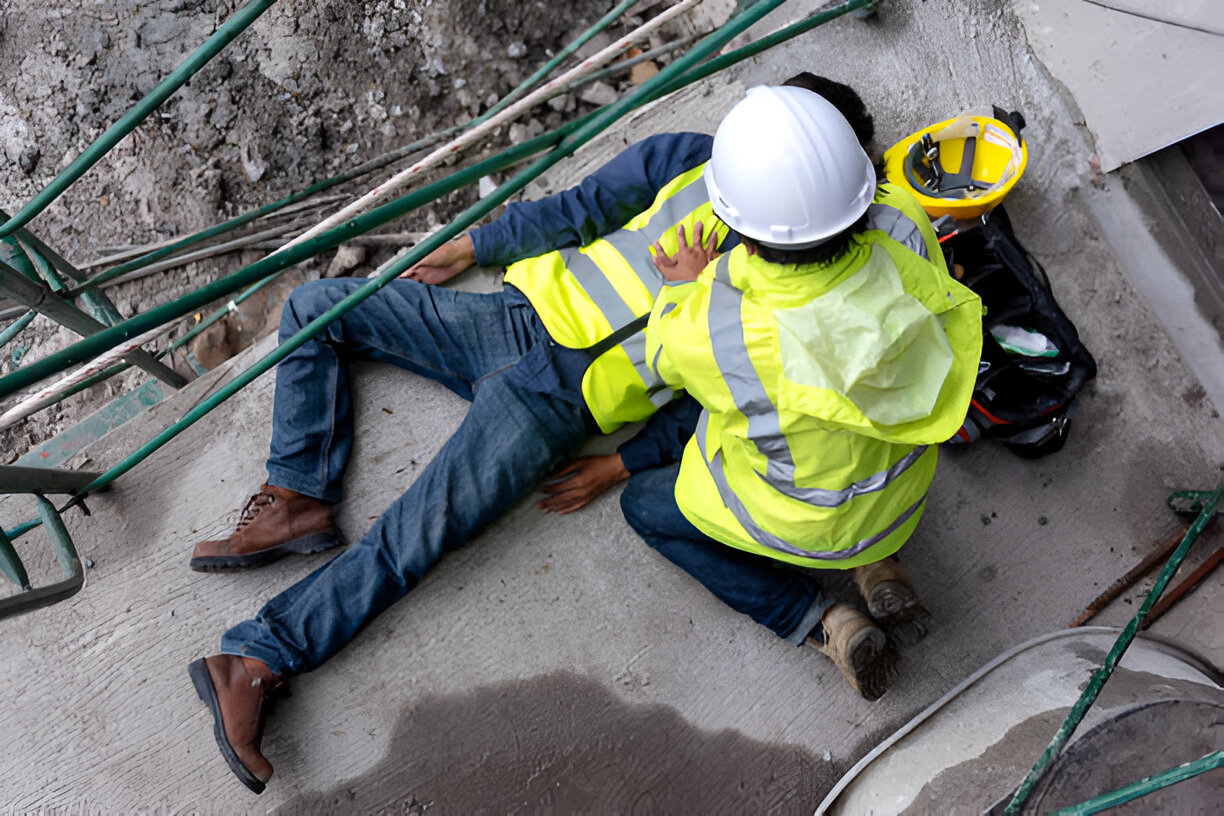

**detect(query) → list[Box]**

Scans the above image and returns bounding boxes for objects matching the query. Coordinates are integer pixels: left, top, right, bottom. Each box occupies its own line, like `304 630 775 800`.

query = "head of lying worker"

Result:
652 82 880 282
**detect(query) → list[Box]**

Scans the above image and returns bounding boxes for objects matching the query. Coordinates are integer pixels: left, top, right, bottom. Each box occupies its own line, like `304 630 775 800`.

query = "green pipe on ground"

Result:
6 0 872 404
71 0 633 295
68 0 797 502
3 519 41 542
479 0 640 122
1004 480 1224 814
0 212 128 323
0 311 36 350
0 0 278 239
17 237 65 294
1049 751 1224 816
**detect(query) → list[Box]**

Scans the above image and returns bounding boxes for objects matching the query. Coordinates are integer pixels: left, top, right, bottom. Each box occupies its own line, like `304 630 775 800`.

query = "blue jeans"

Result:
222 279 591 675
620 465 833 645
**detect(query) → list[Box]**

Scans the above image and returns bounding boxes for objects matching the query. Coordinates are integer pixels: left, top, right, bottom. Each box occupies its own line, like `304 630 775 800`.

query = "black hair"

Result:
740 209 870 266
745 72 874 264
782 72 875 150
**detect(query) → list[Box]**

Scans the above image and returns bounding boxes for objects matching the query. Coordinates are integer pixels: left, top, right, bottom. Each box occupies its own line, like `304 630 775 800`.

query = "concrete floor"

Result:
1 1 1221 813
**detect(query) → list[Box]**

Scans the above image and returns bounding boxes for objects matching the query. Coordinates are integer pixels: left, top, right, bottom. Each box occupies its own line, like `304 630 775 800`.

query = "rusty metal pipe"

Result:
1067 525 1188 627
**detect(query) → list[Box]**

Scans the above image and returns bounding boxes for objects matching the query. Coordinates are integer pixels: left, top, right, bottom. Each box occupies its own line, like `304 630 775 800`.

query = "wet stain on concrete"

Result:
276 671 837 815
900 708 1071 815
896 664 1222 815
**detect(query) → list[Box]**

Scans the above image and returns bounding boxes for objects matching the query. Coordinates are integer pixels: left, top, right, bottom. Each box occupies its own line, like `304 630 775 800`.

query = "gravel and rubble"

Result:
0 0 720 461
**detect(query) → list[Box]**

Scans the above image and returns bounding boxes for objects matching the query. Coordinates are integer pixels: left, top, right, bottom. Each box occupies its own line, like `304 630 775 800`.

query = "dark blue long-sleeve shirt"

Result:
471 132 721 267
469 132 726 472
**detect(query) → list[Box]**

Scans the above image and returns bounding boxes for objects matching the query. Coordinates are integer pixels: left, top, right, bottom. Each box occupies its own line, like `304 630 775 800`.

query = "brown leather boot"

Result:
854 556 932 645
809 602 896 701
190 483 342 572
188 654 285 794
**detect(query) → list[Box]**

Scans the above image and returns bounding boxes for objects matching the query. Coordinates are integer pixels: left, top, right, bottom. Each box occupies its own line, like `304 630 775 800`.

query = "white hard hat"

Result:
704 85 876 249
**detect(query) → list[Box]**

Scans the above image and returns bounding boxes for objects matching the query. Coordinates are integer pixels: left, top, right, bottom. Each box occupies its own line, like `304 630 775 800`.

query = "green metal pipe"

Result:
0 132 552 399
0 0 278 239
657 0 877 96
1004 480 1224 814
70 0 631 295
0 211 128 324
17 237 65 294
7 0 871 400
0 211 86 283
3 519 41 542
165 277 275 354
479 0 640 122
0 311 36 350
66 0 794 502
1049 751 1224 815
0 260 187 389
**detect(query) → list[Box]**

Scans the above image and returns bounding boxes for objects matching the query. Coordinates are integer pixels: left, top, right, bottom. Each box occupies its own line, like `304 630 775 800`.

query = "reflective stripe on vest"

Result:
694 412 927 560
866 202 928 259
693 254 928 559
558 173 710 397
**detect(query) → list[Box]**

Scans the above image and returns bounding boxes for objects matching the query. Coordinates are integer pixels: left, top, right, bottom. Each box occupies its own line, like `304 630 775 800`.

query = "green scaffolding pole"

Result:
0 0 875 403
1049 751 1224 816
1003 480 1224 814
67 0 866 505
0 0 278 239
480 0 641 122
67 0 634 296
0 311 36 351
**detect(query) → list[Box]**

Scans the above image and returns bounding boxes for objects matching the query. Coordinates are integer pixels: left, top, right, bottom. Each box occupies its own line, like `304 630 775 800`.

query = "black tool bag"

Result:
942 206 1097 457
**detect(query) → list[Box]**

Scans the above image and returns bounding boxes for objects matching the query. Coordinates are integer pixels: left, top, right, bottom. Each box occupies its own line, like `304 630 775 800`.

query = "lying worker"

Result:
620 86 984 700
184 100 740 793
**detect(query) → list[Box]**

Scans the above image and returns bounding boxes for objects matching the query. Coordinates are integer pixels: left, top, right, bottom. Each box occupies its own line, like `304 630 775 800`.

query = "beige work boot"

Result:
854 556 932 645
809 602 896 701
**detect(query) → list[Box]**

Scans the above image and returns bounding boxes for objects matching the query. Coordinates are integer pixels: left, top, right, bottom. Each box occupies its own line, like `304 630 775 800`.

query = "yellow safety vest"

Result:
505 164 728 433
647 184 983 569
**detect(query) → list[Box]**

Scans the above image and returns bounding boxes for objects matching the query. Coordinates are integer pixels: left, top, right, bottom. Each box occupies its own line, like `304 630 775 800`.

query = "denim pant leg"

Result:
266 279 539 502
620 464 833 645
222 359 590 675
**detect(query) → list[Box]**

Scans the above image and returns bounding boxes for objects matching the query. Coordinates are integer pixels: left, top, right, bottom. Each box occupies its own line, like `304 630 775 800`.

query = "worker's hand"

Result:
652 221 719 283
401 235 476 285
537 454 630 515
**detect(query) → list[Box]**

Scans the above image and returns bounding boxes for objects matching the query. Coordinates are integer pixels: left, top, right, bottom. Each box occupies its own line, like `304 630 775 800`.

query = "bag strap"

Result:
582 313 650 360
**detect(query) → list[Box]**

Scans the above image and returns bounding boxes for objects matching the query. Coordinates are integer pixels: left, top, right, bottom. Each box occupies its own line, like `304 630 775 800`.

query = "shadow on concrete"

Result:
277 670 839 815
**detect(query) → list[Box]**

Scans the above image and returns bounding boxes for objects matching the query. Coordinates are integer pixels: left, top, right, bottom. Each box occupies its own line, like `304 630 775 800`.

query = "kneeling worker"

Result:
624 85 983 700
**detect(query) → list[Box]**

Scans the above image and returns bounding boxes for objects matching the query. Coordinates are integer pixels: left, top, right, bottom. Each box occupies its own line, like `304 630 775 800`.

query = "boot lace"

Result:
235 487 276 530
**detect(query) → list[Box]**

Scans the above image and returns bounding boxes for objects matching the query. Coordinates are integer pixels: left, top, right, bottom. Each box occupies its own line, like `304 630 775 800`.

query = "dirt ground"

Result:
0 0 712 461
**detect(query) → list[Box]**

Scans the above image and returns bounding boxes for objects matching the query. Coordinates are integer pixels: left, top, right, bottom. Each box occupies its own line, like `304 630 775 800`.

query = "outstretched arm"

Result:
401 235 476 285
473 132 714 268
537 395 702 514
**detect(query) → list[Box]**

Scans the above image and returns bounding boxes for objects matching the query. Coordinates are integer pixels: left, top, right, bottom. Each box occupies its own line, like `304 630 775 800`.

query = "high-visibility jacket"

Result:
646 183 984 569
504 162 729 433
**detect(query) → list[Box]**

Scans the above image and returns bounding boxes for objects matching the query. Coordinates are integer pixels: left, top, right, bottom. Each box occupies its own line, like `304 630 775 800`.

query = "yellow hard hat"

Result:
883 107 1027 220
